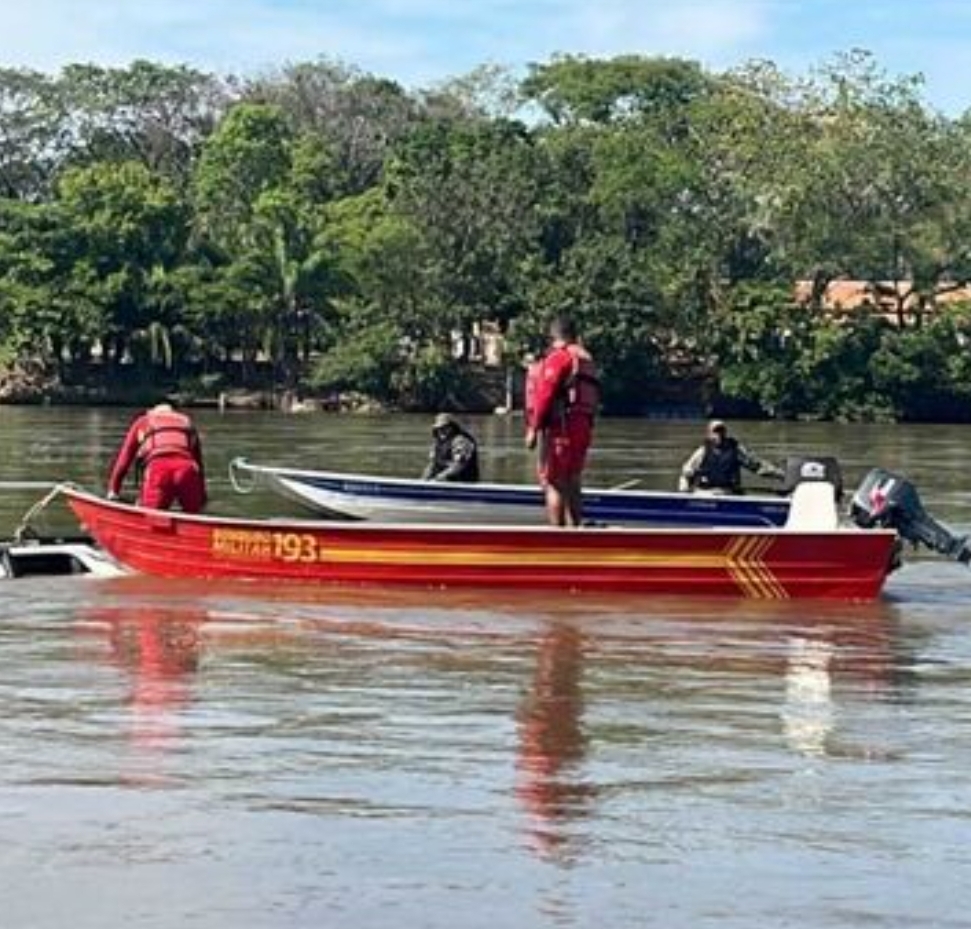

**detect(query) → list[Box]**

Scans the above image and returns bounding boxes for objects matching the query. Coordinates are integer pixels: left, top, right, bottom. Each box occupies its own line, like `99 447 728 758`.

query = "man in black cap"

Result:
679 420 783 494
421 413 480 483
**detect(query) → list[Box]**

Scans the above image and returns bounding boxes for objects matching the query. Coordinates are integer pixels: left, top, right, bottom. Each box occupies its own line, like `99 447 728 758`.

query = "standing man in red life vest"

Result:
525 317 600 527
107 403 207 513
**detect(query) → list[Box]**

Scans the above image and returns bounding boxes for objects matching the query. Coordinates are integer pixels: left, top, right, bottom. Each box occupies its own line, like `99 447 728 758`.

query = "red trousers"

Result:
538 417 592 486
139 457 206 513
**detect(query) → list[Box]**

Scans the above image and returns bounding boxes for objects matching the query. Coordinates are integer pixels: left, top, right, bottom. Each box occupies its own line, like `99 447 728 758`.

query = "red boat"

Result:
64 487 897 601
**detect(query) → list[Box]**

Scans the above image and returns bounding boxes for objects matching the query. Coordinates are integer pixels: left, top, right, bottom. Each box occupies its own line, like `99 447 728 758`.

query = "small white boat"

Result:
0 537 126 580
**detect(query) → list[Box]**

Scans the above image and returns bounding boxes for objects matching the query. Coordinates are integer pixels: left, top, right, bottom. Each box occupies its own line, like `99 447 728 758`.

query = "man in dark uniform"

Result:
679 420 783 494
421 413 480 483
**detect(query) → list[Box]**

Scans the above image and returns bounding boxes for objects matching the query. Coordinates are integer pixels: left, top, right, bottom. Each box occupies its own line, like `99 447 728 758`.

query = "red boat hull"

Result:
65 489 896 601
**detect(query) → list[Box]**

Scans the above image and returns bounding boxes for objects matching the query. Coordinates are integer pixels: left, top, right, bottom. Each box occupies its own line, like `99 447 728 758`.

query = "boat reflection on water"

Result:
73 604 206 781
506 599 915 861
776 607 916 760
69 580 916 850
781 636 836 757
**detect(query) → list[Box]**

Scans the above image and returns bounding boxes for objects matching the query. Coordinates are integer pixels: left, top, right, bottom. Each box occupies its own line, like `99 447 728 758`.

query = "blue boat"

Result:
230 459 790 528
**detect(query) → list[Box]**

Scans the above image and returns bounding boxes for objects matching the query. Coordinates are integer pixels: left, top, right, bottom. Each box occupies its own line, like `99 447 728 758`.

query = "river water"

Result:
2 408 971 928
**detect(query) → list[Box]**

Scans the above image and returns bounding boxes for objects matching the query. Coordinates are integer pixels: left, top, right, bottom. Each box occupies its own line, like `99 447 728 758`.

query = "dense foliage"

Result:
1 52 971 419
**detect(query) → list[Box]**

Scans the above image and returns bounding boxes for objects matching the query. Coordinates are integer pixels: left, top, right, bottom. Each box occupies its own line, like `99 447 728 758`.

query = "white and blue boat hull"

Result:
231 460 791 528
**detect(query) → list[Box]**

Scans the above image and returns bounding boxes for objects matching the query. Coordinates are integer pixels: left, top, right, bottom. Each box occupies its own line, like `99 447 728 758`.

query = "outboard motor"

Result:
783 456 843 501
850 468 971 564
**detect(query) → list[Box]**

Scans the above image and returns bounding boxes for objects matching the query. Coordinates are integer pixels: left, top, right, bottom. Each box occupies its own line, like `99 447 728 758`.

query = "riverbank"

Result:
0 365 392 413
0 360 508 414
0 335 514 412
2 362 968 422
0 385 392 413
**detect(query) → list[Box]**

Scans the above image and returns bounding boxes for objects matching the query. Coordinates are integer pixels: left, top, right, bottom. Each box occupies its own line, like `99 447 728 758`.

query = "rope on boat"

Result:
228 457 259 495
12 483 75 543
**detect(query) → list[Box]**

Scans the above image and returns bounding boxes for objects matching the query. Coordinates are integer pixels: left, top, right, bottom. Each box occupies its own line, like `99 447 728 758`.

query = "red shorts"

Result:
139 457 206 513
538 419 592 486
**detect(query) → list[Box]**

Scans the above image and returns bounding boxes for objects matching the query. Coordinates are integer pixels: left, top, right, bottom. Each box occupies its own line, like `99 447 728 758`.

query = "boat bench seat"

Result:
784 481 839 531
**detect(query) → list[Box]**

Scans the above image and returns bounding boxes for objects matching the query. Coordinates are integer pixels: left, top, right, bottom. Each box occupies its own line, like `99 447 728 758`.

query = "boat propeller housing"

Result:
850 468 971 564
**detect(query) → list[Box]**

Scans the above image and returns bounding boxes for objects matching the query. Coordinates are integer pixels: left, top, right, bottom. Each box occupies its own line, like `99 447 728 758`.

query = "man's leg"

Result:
552 429 585 527
138 461 176 510
563 418 591 527
173 462 206 514
564 477 584 527
544 482 567 526
541 431 571 526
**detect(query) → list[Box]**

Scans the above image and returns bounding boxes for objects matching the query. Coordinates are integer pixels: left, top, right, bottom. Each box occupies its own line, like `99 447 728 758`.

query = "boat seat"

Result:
785 482 839 531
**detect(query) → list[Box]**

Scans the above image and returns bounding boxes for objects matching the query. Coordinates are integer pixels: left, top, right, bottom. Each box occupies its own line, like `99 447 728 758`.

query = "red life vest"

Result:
557 344 599 420
137 410 196 464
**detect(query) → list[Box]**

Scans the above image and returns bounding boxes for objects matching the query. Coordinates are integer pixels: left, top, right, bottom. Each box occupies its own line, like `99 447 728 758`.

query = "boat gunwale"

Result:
63 487 894 541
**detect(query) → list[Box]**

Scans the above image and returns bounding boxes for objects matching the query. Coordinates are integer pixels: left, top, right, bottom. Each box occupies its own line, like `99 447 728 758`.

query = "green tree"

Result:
0 68 63 199
190 102 349 381
245 61 423 195
0 199 103 371
58 61 227 179
192 103 292 249
57 160 188 368
522 54 709 125
388 118 542 337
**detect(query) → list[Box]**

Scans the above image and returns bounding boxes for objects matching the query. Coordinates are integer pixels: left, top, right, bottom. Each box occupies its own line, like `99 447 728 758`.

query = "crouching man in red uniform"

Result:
107 403 207 513
525 317 600 527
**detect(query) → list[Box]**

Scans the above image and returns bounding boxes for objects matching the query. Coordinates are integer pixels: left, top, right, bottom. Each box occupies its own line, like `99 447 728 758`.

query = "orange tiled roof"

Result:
794 279 971 311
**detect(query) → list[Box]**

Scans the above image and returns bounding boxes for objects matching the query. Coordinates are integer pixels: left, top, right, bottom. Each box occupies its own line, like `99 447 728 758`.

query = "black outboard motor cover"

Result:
850 468 971 564
783 456 844 501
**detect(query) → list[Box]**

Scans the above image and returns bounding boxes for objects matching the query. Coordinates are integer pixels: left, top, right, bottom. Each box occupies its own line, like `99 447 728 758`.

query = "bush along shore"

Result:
2 53 971 421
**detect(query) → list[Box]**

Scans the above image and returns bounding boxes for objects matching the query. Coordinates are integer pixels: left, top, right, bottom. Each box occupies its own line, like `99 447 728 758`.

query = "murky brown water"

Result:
2 408 971 928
